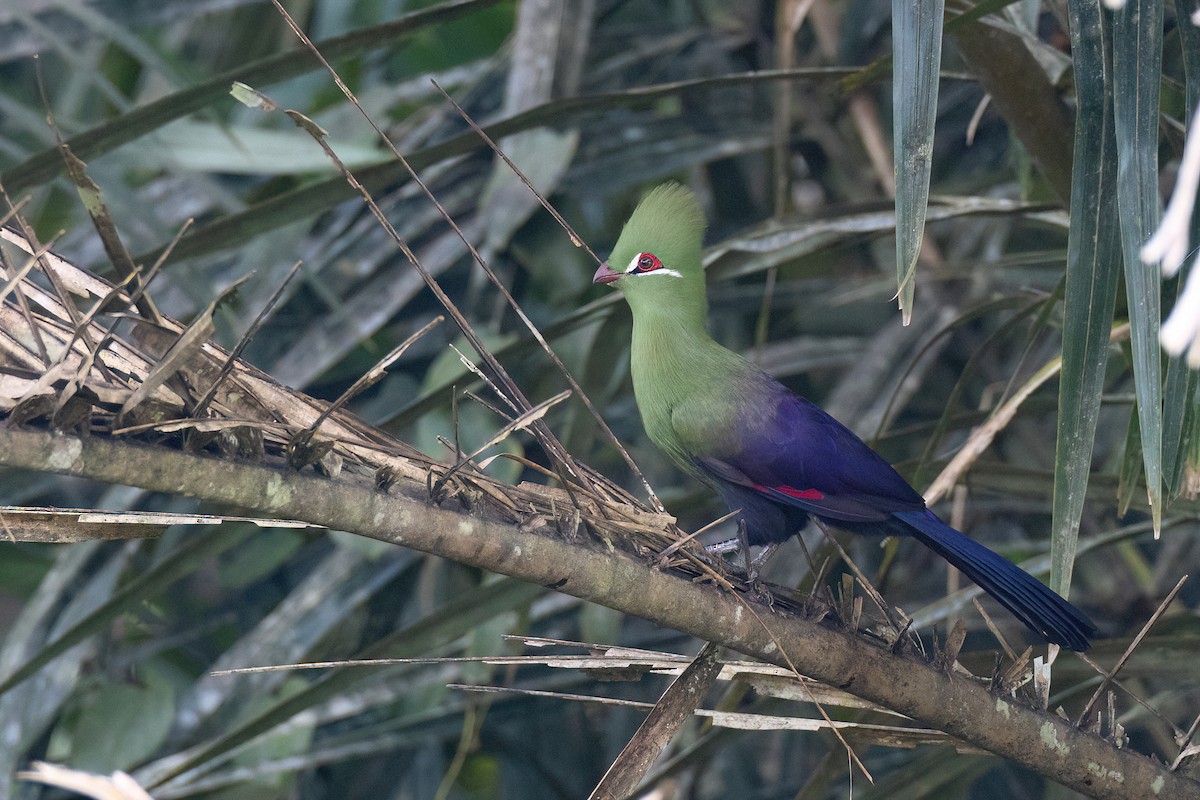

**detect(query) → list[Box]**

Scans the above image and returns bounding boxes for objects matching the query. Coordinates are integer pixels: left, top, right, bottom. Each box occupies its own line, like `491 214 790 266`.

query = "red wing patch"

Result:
757 483 825 500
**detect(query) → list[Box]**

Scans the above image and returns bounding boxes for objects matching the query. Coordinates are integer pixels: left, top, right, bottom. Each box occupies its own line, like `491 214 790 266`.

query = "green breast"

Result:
629 317 746 472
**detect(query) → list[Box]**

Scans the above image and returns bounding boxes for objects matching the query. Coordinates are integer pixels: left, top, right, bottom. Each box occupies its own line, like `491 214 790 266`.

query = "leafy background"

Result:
0 0 1197 798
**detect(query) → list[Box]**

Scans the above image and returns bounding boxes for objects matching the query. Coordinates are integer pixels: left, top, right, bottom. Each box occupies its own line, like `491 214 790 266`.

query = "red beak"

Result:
593 263 621 284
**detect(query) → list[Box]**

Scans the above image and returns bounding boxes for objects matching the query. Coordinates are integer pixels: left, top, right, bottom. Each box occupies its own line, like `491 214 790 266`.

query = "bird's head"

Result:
593 183 708 322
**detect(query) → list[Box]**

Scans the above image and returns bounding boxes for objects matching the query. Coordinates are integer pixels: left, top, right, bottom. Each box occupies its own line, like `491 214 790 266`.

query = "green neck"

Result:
627 273 722 389
623 276 709 337
627 295 747 466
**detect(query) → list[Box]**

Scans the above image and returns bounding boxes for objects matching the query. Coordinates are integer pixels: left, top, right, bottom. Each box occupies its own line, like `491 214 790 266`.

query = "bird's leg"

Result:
705 522 780 585
704 515 750 561
737 519 753 575
706 537 740 555
735 520 777 602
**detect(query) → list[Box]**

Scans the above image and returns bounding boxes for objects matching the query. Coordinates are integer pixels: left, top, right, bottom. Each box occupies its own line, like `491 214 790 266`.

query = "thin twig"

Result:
812 518 908 641
437 390 572 487
268 1 589 496
431 81 602 265
0 181 54 363
298 315 445 441
971 596 1016 662
192 257 301 420
655 509 741 562
431 80 664 511
1076 574 1189 726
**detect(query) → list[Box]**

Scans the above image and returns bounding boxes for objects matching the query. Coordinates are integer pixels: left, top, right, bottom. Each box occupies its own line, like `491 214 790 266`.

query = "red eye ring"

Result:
635 253 662 272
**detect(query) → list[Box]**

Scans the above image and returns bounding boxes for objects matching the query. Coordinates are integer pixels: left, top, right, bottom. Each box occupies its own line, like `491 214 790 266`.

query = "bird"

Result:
592 182 1097 651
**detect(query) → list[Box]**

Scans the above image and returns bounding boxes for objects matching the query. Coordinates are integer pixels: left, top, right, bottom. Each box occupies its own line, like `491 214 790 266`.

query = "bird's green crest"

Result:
611 182 706 274
606 182 708 325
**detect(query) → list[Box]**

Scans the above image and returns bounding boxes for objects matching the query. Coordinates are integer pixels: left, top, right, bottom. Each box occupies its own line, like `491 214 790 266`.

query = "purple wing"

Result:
696 382 925 524
689 379 1097 651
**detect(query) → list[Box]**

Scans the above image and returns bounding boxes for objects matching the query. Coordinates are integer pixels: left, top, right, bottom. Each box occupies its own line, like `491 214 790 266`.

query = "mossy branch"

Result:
0 424 1188 800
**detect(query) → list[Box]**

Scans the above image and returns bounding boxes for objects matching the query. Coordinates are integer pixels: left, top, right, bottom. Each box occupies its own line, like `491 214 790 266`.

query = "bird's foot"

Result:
706 529 780 602
748 575 776 606
705 540 781 575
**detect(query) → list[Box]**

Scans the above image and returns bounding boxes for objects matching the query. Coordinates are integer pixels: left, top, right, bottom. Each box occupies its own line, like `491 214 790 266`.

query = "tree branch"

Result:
0 424 1188 800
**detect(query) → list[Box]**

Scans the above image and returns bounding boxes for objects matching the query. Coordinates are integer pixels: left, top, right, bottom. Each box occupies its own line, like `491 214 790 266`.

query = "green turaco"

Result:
592 182 1095 651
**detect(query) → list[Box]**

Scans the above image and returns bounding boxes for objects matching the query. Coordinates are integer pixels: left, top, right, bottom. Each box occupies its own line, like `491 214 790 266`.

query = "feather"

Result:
896 510 1095 651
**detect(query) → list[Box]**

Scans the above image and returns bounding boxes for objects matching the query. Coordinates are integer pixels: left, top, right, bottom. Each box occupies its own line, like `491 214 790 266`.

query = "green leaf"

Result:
129 120 385 174
0 525 244 698
1179 0 1200 111
1113 0 1164 534
0 0 505 194
1052 0 1122 595
134 69 854 267
0 542 108 773
141 577 543 789
891 0 945 323
1118 404 1142 517
1164 361 1198 498
66 666 175 772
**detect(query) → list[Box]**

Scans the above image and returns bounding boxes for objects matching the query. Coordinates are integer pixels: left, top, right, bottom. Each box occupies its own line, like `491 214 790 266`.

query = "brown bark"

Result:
0 424 1192 800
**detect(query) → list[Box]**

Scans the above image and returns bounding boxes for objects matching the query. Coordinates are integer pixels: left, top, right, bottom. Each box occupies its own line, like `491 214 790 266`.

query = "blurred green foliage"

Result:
0 0 1197 798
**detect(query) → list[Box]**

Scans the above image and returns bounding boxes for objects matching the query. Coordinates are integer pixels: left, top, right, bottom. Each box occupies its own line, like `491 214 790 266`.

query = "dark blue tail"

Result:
894 509 1096 651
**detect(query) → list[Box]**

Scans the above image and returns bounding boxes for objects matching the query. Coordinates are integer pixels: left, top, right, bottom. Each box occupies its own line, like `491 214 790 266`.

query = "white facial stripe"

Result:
624 253 682 278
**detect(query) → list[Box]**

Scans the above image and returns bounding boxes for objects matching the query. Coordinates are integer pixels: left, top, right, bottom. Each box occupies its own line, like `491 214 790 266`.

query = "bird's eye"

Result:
634 253 663 273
